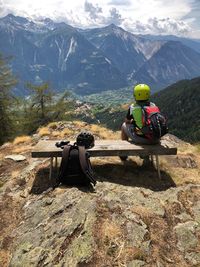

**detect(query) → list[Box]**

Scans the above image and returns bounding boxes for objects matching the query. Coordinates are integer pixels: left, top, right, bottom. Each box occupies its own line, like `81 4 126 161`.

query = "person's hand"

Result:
125 118 133 124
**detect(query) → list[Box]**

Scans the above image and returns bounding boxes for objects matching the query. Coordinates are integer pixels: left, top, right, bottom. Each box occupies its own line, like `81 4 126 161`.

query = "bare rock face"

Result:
5 155 26 162
3 179 200 267
10 189 97 267
0 126 200 267
174 221 199 252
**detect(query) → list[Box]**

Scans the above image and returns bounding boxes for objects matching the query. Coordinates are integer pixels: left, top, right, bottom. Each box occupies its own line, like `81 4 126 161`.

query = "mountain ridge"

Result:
133 41 200 90
0 14 200 95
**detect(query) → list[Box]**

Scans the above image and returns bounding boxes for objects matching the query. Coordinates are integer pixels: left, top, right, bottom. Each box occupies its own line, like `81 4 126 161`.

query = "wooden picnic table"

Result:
32 139 177 179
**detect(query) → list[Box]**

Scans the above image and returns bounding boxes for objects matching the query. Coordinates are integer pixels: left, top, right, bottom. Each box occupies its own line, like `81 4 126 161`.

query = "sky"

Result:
0 0 200 38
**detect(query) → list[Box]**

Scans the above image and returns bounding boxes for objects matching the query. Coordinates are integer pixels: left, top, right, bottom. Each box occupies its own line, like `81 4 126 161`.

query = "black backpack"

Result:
146 112 168 139
56 143 96 187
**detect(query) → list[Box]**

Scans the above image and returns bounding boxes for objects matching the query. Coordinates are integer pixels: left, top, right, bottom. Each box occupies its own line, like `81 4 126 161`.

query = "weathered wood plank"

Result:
31 140 177 158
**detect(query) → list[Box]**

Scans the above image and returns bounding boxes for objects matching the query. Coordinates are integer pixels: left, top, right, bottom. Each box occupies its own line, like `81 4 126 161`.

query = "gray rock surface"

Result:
174 221 199 252
5 154 26 162
0 152 200 267
127 260 146 267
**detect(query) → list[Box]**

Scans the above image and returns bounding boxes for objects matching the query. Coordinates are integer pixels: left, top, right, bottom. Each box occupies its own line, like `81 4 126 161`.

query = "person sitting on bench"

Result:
121 83 161 162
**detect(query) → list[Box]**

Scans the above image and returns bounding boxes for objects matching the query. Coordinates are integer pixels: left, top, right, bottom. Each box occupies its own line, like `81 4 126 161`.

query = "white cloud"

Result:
84 1 102 20
123 17 191 36
0 0 199 38
108 0 132 6
106 7 123 25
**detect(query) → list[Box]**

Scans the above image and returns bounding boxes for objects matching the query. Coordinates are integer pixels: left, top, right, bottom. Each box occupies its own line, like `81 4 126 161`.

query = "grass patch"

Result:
38 127 50 137
73 121 87 127
13 135 32 145
60 128 74 138
48 122 58 130
195 143 200 153
51 131 62 138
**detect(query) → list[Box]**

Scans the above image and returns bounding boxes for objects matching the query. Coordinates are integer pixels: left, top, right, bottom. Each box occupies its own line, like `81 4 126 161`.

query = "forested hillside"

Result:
152 77 200 142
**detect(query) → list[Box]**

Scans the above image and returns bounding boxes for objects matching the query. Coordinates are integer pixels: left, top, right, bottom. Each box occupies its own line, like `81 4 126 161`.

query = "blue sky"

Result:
0 0 200 38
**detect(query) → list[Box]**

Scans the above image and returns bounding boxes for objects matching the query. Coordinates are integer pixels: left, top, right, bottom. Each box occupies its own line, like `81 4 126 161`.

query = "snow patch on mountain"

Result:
105 57 111 64
133 38 165 59
54 36 77 71
113 27 129 41
65 37 77 62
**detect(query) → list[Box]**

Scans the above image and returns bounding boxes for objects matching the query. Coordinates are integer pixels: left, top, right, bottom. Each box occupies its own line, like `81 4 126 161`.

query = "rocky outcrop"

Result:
0 123 200 267
2 171 200 267
4 155 26 162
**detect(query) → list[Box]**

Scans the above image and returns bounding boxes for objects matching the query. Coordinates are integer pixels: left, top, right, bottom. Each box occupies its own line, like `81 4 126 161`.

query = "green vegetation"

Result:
152 77 200 142
15 83 74 136
72 87 132 131
0 53 17 145
0 52 74 144
26 82 53 125
72 86 132 106
94 108 126 131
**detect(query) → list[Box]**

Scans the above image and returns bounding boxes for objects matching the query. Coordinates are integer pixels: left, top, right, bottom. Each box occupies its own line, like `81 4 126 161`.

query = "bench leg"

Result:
49 157 53 180
155 155 161 179
55 157 58 175
150 155 154 165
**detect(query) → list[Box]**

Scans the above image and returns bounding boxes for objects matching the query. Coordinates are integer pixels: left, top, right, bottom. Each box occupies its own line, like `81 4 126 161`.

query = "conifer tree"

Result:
0 54 17 145
51 91 73 121
25 82 73 133
26 82 53 129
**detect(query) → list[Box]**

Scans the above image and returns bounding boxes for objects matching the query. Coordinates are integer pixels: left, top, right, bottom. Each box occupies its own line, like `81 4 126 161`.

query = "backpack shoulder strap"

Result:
141 105 148 123
58 145 71 181
78 146 96 185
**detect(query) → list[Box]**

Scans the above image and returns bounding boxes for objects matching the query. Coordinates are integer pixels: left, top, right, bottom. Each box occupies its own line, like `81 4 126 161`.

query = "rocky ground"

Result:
0 121 200 267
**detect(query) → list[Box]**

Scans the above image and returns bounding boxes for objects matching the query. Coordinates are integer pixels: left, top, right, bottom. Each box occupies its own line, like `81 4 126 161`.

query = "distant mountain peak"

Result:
3 13 15 19
0 13 38 33
0 14 74 33
104 23 125 32
107 23 118 29
37 17 70 30
1 13 30 24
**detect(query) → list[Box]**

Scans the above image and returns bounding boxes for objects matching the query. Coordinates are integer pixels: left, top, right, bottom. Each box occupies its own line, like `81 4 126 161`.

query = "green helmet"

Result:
133 84 151 101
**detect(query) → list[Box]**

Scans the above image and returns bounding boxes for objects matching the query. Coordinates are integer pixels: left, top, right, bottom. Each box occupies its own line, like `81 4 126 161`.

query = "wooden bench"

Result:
32 139 177 179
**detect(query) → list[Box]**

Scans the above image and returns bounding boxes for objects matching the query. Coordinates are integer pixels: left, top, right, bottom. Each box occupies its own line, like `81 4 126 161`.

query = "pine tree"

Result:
51 91 73 121
25 82 73 133
26 82 53 129
0 54 17 145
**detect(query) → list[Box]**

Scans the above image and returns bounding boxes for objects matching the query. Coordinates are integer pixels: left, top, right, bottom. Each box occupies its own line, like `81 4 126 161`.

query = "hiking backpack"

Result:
55 142 96 187
139 105 168 139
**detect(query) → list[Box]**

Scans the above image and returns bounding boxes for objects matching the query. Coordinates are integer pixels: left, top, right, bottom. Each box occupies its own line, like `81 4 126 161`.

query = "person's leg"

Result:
120 122 130 160
129 133 160 145
120 123 159 162
127 131 160 166
121 122 129 141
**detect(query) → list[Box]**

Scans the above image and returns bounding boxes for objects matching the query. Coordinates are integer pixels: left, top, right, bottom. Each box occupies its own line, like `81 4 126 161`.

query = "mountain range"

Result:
1 14 200 95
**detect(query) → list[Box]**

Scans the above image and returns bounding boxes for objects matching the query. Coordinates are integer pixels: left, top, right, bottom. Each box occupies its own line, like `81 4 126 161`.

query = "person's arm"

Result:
125 117 132 124
125 107 133 124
